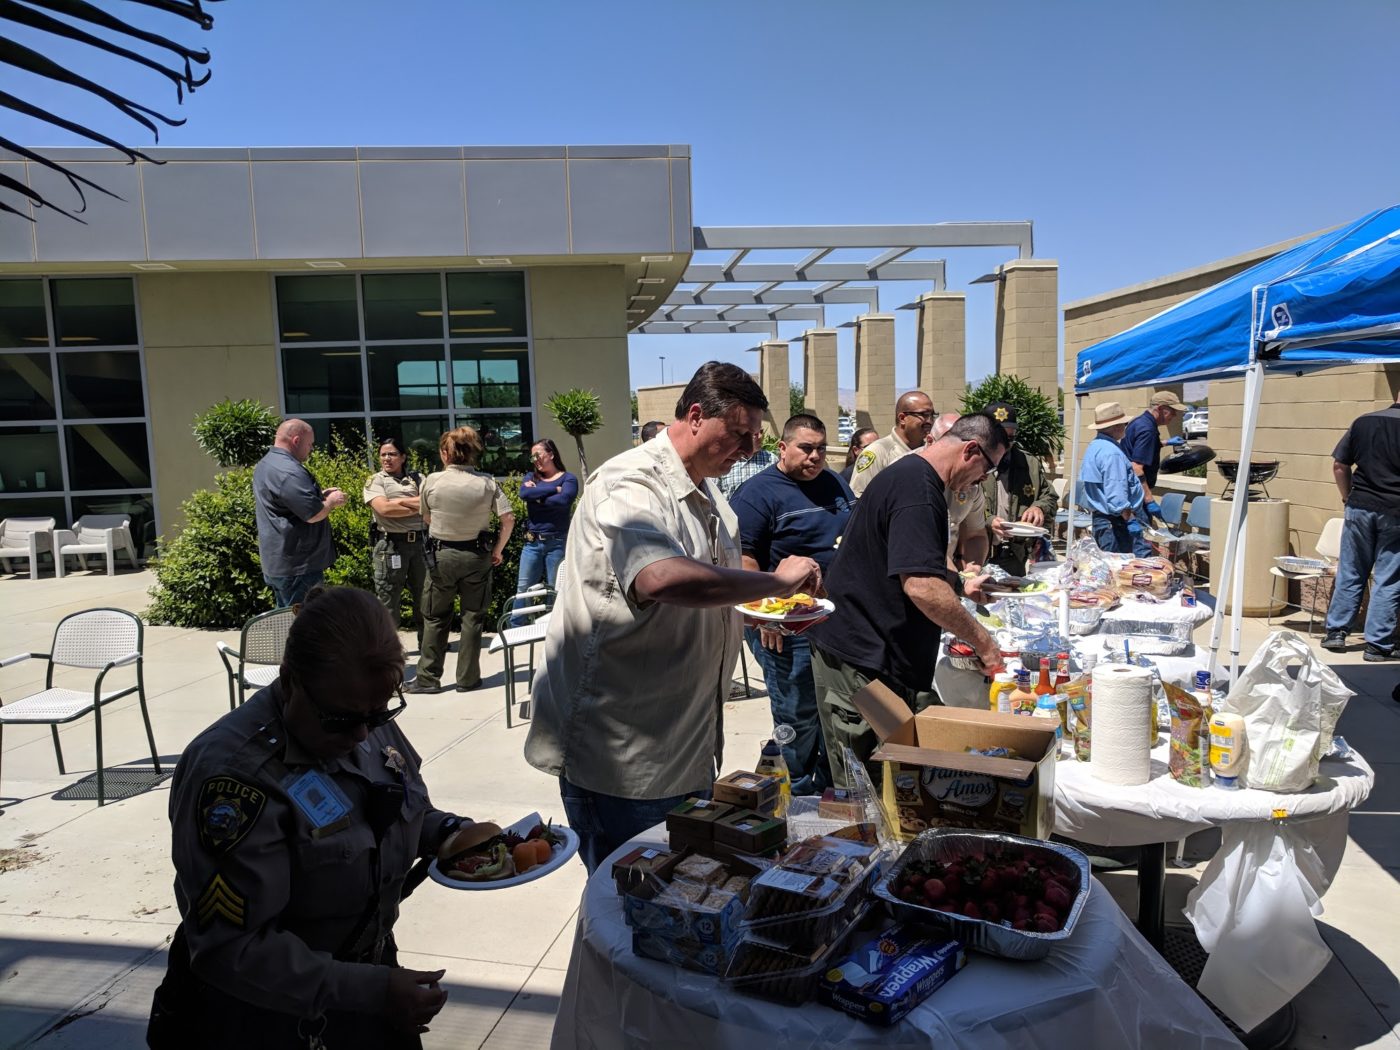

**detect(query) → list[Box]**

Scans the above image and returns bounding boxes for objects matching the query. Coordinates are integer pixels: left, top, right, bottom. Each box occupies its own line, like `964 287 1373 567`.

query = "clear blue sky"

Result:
6 0 1399 402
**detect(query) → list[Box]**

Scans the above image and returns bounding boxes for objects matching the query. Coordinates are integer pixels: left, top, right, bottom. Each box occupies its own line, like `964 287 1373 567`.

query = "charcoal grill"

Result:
1216 459 1280 499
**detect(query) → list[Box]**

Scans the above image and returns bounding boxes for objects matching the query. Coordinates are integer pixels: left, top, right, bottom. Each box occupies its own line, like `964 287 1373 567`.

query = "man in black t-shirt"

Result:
1322 394 1400 661
808 414 1010 788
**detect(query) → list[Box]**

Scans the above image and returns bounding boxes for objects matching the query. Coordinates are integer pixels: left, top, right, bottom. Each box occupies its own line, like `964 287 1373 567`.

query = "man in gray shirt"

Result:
253 419 347 608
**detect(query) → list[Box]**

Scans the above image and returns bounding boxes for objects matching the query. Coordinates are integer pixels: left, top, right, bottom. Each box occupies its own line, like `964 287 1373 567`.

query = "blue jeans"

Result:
1091 513 1153 557
560 777 708 875
745 626 830 795
509 535 566 627
263 570 323 609
1325 504 1400 650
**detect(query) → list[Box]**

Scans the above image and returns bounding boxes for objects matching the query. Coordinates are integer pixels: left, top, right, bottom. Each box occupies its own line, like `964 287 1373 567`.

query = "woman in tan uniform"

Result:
410 427 514 693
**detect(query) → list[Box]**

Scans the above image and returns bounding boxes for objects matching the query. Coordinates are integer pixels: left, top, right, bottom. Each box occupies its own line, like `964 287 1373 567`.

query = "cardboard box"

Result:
665 798 735 844
611 845 681 896
713 770 782 814
853 683 1058 840
818 923 966 1026
711 809 786 855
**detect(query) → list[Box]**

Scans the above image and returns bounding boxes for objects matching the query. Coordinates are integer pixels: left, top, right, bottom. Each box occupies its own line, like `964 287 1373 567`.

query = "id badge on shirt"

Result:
285 769 353 838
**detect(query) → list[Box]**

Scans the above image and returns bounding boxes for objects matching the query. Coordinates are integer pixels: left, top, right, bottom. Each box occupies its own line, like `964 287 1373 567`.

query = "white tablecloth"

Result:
550 829 1242 1050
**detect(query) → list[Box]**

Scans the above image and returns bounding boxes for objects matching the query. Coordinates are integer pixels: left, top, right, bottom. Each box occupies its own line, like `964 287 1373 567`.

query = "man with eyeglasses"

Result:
731 413 854 795
809 413 1009 790
525 362 823 873
153 587 468 1049
930 412 991 581
848 390 937 498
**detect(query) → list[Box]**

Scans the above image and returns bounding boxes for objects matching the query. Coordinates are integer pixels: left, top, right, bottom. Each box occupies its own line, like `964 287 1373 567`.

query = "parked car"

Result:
837 416 855 444
1183 408 1209 439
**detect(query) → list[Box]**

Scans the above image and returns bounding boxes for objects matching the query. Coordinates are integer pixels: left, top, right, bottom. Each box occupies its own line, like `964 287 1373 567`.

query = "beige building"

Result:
0 145 694 550
1064 235 1400 560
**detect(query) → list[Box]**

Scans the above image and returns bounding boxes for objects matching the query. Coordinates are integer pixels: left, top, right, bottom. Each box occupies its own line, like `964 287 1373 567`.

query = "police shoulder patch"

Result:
196 872 246 929
855 450 876 472
197 776 267 855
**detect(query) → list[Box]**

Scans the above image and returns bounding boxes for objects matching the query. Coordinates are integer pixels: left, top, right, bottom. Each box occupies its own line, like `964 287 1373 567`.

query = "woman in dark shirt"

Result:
509 439 578 625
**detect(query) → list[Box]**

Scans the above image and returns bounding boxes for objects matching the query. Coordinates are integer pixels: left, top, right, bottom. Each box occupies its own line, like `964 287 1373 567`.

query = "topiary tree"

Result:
192 398 280 468
545 387 604 480
960 374 1065 460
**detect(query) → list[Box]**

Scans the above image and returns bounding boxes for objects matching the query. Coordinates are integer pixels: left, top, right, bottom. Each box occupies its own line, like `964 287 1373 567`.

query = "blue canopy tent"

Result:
1068 205 1400 678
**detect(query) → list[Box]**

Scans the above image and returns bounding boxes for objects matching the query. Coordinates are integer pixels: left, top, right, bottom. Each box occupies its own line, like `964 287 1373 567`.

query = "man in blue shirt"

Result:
732 414 854 792
253 419 347 608
1122 390 1188 524
1079 401 1152 556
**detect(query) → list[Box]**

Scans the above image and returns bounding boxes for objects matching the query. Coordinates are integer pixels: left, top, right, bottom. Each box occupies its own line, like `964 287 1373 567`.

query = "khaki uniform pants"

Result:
418 546 491 689
372 536 427 643
811 643 940 790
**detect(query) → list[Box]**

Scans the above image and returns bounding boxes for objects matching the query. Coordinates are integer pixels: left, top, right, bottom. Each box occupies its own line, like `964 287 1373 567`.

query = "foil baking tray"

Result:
873 829 1091 961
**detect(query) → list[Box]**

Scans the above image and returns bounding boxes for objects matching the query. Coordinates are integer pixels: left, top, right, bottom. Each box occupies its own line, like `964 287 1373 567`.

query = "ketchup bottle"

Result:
1035 657 1055 700
1054 652 1072 689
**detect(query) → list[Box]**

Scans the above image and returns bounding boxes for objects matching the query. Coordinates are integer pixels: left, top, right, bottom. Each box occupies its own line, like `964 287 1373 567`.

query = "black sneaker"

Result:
1321 629 1347 652
1363 644 1395 662
407 679 443 694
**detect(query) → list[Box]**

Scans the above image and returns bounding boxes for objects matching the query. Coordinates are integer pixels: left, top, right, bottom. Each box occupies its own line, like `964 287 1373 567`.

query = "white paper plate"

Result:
429 811 580 890
986 587 1056 602
1002 522 1049 538
737 597 835 623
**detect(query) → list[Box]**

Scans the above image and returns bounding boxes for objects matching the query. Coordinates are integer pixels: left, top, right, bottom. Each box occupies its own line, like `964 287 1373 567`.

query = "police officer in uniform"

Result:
149 587 468 1049
981 402 1060 575
848 390 936 497
364 437 427 649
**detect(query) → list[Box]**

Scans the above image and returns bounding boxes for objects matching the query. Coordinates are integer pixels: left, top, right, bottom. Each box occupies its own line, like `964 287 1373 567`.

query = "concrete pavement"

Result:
0 568 1396 1049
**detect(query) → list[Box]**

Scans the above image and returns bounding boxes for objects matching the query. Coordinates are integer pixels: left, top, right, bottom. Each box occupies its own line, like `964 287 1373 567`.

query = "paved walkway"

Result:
0 569 1395 1049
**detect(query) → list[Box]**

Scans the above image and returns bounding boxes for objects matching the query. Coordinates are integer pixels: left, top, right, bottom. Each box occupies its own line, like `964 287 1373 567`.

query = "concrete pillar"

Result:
801 328 840 433
757 340 790 437
854 313 896 436
995 259 1059 398
915 292 966 417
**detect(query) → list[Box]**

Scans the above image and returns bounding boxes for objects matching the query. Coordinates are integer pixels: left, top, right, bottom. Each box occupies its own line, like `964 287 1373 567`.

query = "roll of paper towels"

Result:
1090 664 1154 785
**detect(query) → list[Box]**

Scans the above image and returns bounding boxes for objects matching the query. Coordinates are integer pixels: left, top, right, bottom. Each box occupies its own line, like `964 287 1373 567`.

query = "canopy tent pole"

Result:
1065 396 1084 549
1207 356 1266 683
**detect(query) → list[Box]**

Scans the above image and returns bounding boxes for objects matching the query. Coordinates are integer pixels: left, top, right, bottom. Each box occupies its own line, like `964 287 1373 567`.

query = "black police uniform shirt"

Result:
1333 403 1400 513
807 453 950 692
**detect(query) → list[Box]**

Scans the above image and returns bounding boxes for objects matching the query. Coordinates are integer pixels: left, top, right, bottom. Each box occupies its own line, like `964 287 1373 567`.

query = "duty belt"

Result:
437 537 489 552
385 530 419 543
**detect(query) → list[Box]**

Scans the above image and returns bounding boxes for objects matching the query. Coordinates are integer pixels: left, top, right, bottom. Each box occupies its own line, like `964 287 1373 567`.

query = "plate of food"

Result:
429 811 579 890
738 593 835 623
982 579 1054 600
1001 522 1049 538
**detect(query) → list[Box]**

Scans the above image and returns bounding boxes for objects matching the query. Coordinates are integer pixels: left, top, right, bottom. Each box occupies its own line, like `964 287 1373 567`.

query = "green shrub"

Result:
486 477 529 627
960 374 1066 459
145 469 271 629
193 398 279 468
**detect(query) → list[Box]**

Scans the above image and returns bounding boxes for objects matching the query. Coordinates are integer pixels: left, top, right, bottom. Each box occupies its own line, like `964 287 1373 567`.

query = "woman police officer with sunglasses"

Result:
150 587 472 1050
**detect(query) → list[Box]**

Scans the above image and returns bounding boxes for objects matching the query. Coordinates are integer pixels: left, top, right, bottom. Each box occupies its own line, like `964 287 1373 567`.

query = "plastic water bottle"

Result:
1032 690 1066 757
755 724 794 816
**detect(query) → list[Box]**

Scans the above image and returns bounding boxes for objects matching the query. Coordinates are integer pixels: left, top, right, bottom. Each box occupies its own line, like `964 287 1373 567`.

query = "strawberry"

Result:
1043 880 1073 914
922 877 947 904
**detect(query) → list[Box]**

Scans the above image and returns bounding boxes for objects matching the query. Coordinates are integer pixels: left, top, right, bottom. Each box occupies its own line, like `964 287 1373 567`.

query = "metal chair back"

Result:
50 609 142 670
242 607 296 667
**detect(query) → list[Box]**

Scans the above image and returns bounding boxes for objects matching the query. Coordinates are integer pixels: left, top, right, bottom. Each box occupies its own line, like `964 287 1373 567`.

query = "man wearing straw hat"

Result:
1079 401 1153 556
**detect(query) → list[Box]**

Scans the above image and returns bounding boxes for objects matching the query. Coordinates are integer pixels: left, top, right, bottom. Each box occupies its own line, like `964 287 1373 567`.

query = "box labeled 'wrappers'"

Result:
852 683 1057 840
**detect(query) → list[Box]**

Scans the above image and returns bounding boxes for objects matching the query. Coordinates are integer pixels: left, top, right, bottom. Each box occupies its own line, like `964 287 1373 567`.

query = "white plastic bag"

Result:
1220 630 1353 792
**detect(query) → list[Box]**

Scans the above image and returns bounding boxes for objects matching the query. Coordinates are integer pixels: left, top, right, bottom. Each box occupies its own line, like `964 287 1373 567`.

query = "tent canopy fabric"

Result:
1075 204 1400 393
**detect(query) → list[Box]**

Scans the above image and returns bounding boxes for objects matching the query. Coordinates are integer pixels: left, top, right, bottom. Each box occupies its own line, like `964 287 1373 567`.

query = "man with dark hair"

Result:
809 414 1008 788
639 420 667 442
253 419 347 609
849 390 936 498
731 413 854 794
1122 391 1188 524
526 361 823 872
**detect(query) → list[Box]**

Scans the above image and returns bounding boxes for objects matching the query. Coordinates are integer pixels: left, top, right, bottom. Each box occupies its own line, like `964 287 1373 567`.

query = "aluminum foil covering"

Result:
1097 615 1194 645
873 829 1092 961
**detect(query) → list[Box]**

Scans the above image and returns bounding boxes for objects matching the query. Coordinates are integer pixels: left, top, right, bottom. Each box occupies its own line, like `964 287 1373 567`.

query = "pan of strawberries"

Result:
874 829 1091 960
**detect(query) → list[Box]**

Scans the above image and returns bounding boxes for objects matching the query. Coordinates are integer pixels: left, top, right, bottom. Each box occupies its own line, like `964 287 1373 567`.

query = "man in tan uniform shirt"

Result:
848 391 936 498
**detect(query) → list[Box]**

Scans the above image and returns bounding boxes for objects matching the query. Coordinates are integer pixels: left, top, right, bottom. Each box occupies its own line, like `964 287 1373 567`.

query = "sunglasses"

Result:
308 688 408 735
972 443 1000 477
902 409 936 421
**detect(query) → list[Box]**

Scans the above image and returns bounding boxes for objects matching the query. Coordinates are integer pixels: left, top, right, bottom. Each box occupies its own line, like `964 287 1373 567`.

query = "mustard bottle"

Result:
988 672 1017 715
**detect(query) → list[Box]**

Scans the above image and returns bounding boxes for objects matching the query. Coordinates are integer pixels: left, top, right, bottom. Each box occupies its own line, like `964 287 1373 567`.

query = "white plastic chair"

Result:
0 608 159 807
216 606 297 711
0 516 56 580
488 563 566 728
1267 517 1345 636
54 515 139 577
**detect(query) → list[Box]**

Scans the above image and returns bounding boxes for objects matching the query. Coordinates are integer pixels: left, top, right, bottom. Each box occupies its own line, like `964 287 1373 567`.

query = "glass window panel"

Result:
282 347 365 414
306 416 369 455
0 353 57 420
50 278 137 347
451 345 530 411
370 415 449 470
446 272 527 338
72 492 156 558
65 422 151 490
0 424 63 492
455 412 533 476
58 350 144 419
366 345 448 412
0 495 67 529
362 273 443 341
0 280 48 348
276 275 359 343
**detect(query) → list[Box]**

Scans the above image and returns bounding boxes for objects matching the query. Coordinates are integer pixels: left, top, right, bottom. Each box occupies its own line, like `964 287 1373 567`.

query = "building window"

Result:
275 271 533 474
0 277 155 556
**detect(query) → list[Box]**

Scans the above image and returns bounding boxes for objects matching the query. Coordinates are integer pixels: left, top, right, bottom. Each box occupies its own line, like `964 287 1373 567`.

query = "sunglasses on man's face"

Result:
308 688 407 735
972 443 1000 478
